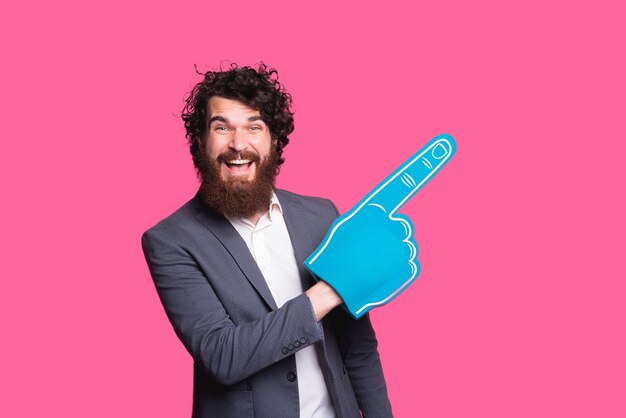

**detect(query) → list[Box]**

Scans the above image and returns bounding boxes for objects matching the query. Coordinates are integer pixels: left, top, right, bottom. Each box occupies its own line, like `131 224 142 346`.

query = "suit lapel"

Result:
276 189 318 289
193 193 278 311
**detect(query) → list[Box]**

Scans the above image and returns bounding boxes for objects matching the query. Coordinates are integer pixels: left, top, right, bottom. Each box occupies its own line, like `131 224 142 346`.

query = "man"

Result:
142 63 393 417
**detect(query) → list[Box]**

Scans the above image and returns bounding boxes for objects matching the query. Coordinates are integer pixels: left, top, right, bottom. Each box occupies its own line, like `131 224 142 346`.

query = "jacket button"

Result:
288 343 294 351
294 340 301 348
287 371 297 382
282 347 289 354
300 337 307 344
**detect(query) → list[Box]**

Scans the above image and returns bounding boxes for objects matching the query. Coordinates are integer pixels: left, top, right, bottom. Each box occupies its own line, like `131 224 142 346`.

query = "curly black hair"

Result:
182 62 295 172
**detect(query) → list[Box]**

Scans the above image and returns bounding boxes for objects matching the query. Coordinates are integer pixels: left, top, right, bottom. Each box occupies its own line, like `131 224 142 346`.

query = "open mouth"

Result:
224 159 253 169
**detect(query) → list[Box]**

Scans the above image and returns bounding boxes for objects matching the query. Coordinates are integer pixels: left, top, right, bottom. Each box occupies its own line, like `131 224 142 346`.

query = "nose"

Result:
229 128 248 152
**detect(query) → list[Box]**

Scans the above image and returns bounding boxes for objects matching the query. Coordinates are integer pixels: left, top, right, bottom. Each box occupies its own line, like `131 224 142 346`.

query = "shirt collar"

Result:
268 191 282 222
226 190 282 228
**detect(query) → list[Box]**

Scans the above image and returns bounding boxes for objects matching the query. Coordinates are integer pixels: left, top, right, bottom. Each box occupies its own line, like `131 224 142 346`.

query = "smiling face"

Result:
197 96 280 220
206 96 274 184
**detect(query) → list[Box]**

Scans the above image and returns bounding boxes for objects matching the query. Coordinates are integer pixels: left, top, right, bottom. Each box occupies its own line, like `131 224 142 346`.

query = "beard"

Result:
198 147 279 219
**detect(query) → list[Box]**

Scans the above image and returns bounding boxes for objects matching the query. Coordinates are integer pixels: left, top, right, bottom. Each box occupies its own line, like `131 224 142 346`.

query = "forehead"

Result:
207 96 260 119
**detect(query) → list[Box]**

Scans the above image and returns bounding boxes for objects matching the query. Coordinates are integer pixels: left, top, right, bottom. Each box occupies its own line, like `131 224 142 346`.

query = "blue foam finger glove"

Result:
304 134 456 319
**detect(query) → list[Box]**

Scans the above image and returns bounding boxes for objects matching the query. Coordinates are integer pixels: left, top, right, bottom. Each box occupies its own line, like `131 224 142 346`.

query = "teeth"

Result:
227 159 251 165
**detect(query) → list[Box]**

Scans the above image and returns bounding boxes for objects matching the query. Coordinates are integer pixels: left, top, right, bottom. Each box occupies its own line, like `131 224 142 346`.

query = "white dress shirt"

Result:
227 193 336 418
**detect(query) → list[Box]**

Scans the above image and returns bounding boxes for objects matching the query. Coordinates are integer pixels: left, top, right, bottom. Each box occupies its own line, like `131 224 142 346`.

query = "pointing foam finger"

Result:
363 134 456 214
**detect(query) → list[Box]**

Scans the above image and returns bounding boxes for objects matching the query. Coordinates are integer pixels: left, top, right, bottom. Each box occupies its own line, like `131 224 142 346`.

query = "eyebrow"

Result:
208 115 265 125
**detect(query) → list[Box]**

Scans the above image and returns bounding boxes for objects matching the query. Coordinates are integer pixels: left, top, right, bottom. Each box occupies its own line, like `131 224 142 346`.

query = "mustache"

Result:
216 150 261 164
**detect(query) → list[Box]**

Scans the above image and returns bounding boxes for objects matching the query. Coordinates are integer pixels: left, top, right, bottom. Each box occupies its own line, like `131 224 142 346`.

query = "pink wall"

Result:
2 0 625 416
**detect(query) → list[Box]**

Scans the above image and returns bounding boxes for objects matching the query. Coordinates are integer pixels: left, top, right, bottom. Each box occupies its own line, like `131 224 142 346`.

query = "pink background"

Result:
2 1 625 417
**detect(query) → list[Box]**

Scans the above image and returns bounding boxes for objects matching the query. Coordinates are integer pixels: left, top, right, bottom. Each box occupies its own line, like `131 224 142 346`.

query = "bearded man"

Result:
142 63 393 418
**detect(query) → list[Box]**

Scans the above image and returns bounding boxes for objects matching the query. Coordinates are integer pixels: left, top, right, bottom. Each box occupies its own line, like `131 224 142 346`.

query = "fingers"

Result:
363 134 456 214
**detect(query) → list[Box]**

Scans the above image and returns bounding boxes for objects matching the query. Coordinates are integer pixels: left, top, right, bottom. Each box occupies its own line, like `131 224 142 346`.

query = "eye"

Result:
249 125 262 131
214 125 228 132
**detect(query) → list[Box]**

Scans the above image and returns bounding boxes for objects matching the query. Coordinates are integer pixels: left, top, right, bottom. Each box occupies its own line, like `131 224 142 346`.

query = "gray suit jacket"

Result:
142 189 393 417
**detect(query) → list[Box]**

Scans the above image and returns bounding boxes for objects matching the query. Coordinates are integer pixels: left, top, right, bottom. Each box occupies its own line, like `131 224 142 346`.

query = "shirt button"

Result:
282 347 289 354
287 371 297 382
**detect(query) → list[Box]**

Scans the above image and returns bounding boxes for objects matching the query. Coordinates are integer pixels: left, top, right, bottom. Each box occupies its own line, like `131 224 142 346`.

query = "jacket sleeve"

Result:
141 228 324 386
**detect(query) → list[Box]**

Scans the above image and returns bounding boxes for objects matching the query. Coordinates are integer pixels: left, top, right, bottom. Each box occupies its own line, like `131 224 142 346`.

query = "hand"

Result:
304 134 456 319
306 281 343 321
